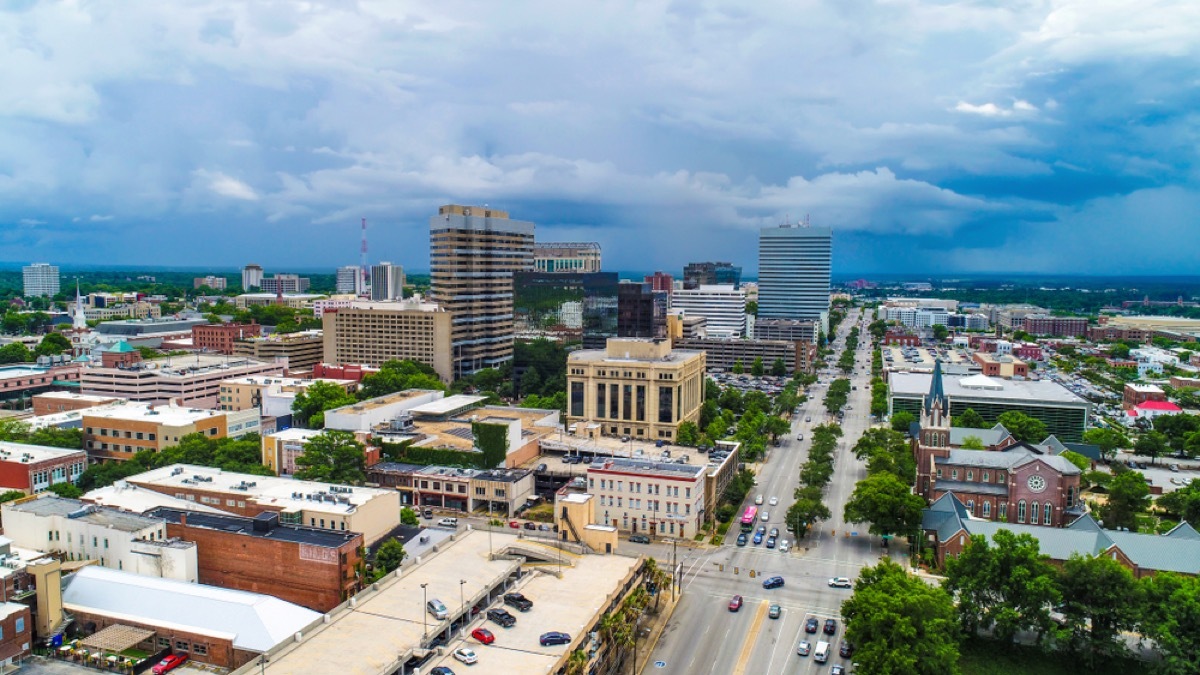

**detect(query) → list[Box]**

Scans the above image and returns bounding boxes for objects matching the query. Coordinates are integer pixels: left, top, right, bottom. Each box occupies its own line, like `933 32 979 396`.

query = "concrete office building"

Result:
22 263 60 297
335 266 361 295
753 318 819 344
235 293 325 309
682 262 741 289
82 403 261 461
369 262 405 301
321 298 454 382
758 224 832 330
669 284 747 338
232 330 325 373
533 242 602 273
80 353 283 408
565 338 705 442
260 274 311 294
673 337 816 374
241 264 264 291
430 204 535 378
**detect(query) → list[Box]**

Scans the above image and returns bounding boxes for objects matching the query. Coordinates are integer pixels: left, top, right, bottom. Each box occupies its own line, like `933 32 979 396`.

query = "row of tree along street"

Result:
838 326 860 373
785 423 842 538
842 428 925 544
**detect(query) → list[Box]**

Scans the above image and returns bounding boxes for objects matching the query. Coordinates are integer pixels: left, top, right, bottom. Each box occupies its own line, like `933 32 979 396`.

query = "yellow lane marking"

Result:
732 599 770 675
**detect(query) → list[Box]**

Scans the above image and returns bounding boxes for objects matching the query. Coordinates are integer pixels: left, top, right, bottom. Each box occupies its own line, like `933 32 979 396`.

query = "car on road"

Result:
805 416 812 422
766 536 777 549
828 577 852 588
796 434 804 441
769 603 782 619
762 576 784 589
471 627 495 645
840 641 854 657
805 618 819 633
538 523 552 531
753 530 764 545
755 494 764 505
152 654 188 675
779 539 791 553
431 668 456 675
736 533 748 547
728 595 744 612
508 520 520 528
768 496 778 506
797 640 812 656
523 521 537 530
824 618 838 635
539 631 572 646
831 665 846 675
504 592 533 612
487 608 516 627
453 647 478 665
761 511 769 522
629 534 651 544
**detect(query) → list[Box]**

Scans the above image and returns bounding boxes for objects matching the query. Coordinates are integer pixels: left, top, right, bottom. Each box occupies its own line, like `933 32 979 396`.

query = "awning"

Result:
80 624 155 653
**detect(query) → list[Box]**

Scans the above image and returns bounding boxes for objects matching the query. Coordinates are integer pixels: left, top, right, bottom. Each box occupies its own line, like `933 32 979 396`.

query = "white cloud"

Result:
194 169 259 201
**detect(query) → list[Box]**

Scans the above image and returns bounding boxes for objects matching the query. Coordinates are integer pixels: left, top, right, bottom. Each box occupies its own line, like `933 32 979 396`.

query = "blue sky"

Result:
1 1 1198 276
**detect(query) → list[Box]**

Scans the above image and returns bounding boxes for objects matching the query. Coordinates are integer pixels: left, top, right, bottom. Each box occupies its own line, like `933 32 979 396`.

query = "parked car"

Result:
487 608 516 627
779 539 791 553
431 668 456 675
797 640 812 656
753 530 764 545
831 665 846 675
805 617 819 633
828 577 853 588
539 631 572 646
769 603 782 619
453 648 478 665
427 599 449 620
523 522 537 530
728 594 744 612
769 528 779 537
508 520 520 529
762 576 784 589
504 592 534 612
422 508 433 519
840 641 854 657
152 654 189 675
766 536 777 549
471 627 495 645
538 523 552 531
824 618 838 635
629 534 651 544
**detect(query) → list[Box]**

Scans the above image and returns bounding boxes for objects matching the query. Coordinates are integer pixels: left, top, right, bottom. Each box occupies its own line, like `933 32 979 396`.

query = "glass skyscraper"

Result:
757 224 832 330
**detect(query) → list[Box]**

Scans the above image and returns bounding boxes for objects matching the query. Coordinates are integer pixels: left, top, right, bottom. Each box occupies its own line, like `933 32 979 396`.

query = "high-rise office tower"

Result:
758 224 832 330
370 262 405 301
430 204 535 378
336 266 361 294
22 263 60 297
617 281 667 339
533 242 602 273
241 264 264 291
260 274 310 294
682 262 742 290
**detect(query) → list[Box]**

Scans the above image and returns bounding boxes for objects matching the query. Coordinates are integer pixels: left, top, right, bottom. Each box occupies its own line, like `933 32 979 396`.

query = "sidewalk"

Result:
632 590 681 675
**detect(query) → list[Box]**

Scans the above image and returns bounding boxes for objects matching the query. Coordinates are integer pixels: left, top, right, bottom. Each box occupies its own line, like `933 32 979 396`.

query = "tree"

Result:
1059 450 1091 472
1157 480 1200 525
1058 554 1141 665
750 356 765 377
745 300 758 316
890 410 916 434
292 381 357 429
0 490 26 503
932 324 949 341
46 482 84 499
518 367 543 398
359 359 446 400
675 421 700 447
770 358 787 377
842 558 961 675
294 430 366 484
0 342 32 364
400 507 420 526
1101 470 1150 531
1109 343 1131 359
1133 430 1169 465
996 411 1048 443
372 538 406 579
35 332 72 357
1140 574 1200 675
787 489 830 538
952 408 987 429
944 530 1060 643
1082 427 1129 462
764 416 791 443
843 472 926 536
731 360 744 375
960 436 985 450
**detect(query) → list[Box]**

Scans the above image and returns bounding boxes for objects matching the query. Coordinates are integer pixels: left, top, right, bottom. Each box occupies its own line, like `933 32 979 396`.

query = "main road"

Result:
649 307 897 675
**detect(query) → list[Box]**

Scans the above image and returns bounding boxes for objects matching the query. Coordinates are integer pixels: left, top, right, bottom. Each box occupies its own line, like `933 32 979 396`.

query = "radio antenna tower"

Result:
359 217 369 297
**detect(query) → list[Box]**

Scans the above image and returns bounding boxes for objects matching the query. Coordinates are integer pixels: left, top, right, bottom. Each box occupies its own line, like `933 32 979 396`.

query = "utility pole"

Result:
671 538 678 601
420 583 428 643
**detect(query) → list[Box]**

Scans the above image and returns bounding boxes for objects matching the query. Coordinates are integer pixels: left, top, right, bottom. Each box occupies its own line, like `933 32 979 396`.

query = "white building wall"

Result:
670 285 747 338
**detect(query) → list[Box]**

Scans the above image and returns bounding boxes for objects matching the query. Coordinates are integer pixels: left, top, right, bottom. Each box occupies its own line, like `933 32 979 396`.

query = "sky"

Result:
1 0 1198 276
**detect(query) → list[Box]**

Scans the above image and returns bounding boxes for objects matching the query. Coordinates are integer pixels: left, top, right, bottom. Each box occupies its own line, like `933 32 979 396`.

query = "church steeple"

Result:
72 280 88 331
920 358 950 447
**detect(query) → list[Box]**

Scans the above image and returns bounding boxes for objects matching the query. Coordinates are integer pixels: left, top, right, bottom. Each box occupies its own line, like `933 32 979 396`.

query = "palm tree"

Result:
564 649 590 675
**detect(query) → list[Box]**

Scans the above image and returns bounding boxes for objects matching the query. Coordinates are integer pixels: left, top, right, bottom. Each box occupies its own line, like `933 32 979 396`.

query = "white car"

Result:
828 577 852 588
755 495 764 505
761 512 769 522
768 496 779 506
779 539 791 553
453 647 478 665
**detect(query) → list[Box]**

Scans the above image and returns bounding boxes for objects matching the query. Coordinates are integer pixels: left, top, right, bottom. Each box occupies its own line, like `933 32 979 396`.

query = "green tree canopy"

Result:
1133 430 1169 465
842 558 961 675
944 530 1060 643
0 490 26 503
1157 480 1200 525
675 421 700 446
843 472 926 536
36 331 73 356
770 358 787 377
1101 470 1150 531
292 380 357 429
1082 427 1129 461
400 507 420 526
952 408 988 429
932 324 949 341
960 436 985 450
372 538 407 580
750 356 765 377
730 360 743 375
0 342 32 364
890 410 916 434
1140 574 1200 675
1058 554 1141 665
359 359 446 400
996 411 1048 443
294 430 366 484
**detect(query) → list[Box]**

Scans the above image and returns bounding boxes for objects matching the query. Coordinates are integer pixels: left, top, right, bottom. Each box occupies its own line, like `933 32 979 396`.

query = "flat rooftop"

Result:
82 402 227 426
266 428 323 441
4 495 160 533
331 389 440 413
0 365 50 379
33 392 118 403
222 376 352 387
85 353 276 377
82 482 230 515
590 457 707 480
408 394 487 416
568 347 703 364
0 440 86 464
891 371 1087 406
149 508 361 548
127 464 395 514
380 406 559 452
259 529 639 675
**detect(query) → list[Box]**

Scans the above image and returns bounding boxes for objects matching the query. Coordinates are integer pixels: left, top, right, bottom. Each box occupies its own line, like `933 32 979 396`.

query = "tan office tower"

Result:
430 204 535 379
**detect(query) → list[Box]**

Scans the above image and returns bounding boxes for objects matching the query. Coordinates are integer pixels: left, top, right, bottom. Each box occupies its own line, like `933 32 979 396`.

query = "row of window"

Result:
473 487 507 497
157 637 208 656
937 468 1007 484
87 427 156 440
600 496 691 514
593 478 690 498
418 480 468 494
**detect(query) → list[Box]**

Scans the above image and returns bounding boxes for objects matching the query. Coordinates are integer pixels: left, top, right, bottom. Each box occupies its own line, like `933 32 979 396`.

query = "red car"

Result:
471 627 496 645
728 595 743 612
152 653 189 675
509 520 520 529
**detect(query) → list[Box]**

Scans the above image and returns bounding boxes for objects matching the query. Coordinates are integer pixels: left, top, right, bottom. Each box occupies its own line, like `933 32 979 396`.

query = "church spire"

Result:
922 358 949 432
72 279 88 331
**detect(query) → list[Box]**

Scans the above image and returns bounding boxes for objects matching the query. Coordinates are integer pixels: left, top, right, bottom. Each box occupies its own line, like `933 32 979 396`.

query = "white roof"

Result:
408 395 487 415
0 441 86 465
891 372 1086 406
267 428 324 442
62 566 319 652
82 482 229 516
83 403 225 426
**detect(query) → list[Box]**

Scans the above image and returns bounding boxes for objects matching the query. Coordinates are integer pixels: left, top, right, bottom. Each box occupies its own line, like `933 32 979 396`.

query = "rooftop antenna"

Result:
360 217 369 297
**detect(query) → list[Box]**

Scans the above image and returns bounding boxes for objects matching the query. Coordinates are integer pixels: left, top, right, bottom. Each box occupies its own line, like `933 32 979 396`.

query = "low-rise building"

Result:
232 330 324 373
81 353 283 408
586 458 705 538
217 375 356 415
1 495 198 581
31 392 120 416
260 428 323 476
0 363 84 408
365 464 534 515
124 464 401 545
0 602 32 667
1123 383 1166 409
235 293 325 309
82 403 261 461
0 442 87 495
1126 400 1183 424
148 508 363 613
971 352 1029 378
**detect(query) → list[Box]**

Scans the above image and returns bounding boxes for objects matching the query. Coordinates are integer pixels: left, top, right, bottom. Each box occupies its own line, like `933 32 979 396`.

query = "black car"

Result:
504 592 533 612
805 618 819 633
523 522 538 530
840 641 854 658
539 631 571 646
824 618 838 635
487 608 516 627
431 668 456 675
630 534 651 544
736 533 748 547
762 576 785 590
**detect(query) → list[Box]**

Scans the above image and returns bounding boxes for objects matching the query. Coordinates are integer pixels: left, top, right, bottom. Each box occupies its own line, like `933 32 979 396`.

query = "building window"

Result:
475 487 486 496
193 644 208 656
14 617 23 633
951 470 958 480
966 471 973 482
982 471 990 483
1030 502 1040 525
982 502 991 518
597 383 607 419
1017 500 1026 523
1043 503 1053 525
622 385 633 421
999 503 1007 520
967 500 974 512
175 640 189 652
658 386 674 424
570 382 585 417
158 637 170 649
936 469 942 478
996 472 1005 484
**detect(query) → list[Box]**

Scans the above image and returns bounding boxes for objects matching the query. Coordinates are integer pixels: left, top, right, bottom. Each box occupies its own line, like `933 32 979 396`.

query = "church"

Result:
913 360 1085 528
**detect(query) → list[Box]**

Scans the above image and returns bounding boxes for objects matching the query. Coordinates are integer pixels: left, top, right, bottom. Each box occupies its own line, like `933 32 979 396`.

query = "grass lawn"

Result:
959 638 1140 675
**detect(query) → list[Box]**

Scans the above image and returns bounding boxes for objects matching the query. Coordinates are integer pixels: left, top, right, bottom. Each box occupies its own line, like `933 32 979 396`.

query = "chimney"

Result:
180 512 188 527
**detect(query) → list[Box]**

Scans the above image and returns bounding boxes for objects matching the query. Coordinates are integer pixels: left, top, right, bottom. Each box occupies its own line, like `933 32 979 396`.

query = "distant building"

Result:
335 265 361 295
241 263 264 291
673 337 816 374
533 242 602 273
193 322 263 354
643 271 674 294
218 376 355 416
192 276 228 290
321 298 453 382
369 262 405 301
260 274 311 294
617 281 667 339
670 285 746 339
757 224 831 330
22 263 60 298
82 402 261 461
565 338 705 442
513 271 619 348
1023 315 1088 338
31 392 120 416
682 262 741 290
234 293 325 309
1123 383 1166 409
753 318 819 344
0 441 87 494
232 330 325 373
430 204 535 378
80 353 282 408
260 428 324 475
972 352 1029 379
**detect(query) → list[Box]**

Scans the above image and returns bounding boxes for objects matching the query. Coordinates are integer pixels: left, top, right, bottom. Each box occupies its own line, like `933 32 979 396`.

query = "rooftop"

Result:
0 440 86 465
82 402 227 426
148 508 361 548
591 457 707 480
266 428 324 441
1135 401 1183 412
34 392 119 403
934 443 1081 475
85 352 276 377
0 365 53 380
408 394 487 417
4 495 162 533
82 482 230 515
891 371 1087 406
62 566 321 652
237 293 326 300
329 389 440 414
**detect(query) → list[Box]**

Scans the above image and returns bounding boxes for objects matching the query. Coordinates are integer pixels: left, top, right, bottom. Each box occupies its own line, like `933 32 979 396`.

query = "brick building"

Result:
193 323 263 355
1123 383 1167 409
971 352 1029 378
231 330 323 373
148 508 362 613
1023 315 1088 337
0 602 32 667
82 403 260 461
0 442 87 494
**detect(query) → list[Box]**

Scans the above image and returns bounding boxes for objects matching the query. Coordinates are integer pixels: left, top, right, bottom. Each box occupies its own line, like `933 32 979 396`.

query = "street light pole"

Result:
459 580 466 636
671 538 678 601
420 583 428 643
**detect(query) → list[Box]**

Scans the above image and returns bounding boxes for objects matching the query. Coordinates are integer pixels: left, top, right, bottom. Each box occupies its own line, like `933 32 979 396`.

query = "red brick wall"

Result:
193 323 262 355
0 604 31 663
69 610 238 668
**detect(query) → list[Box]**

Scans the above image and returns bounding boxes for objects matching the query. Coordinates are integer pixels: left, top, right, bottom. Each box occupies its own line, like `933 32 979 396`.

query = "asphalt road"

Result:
649 309 898 675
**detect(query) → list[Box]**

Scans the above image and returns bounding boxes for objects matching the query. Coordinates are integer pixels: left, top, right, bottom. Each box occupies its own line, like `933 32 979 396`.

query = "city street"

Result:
649 308 898 674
